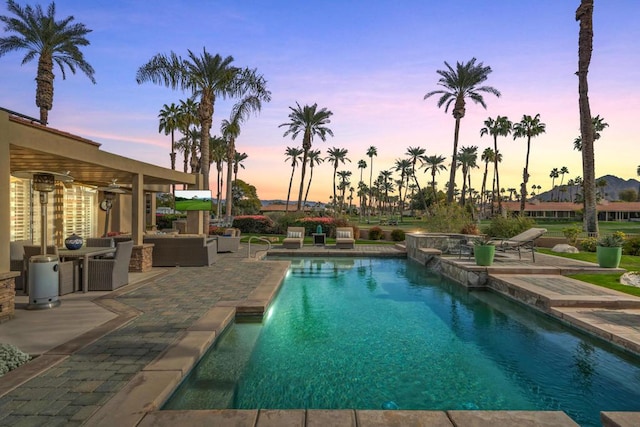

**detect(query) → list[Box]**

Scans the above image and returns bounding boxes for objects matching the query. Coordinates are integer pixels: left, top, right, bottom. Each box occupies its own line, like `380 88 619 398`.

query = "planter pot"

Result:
596 246 622 268
474 245 495 266
64 233 83 250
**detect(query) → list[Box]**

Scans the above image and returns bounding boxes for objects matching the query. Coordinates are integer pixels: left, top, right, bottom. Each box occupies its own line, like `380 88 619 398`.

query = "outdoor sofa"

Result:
283 227 305 249
335 227 356 249
143 234 217 267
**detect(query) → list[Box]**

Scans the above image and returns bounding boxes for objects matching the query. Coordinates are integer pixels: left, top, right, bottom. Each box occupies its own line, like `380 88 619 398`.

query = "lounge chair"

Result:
283 227 305 249
488 227 547 262
335 227 356 249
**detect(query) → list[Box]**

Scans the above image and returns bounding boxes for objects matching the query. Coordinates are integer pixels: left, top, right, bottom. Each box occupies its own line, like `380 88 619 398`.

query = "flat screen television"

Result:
174 190 213 212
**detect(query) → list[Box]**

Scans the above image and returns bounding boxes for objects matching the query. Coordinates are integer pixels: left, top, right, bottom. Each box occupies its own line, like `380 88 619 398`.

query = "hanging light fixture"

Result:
96 180 128 237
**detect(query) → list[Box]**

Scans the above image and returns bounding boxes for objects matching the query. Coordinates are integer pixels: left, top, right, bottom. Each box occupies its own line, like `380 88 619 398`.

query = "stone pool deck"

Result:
0 242 638 426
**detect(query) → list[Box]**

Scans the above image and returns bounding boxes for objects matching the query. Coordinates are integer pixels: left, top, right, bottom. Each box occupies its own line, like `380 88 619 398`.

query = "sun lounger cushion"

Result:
336 230 352 238
287 231 302 238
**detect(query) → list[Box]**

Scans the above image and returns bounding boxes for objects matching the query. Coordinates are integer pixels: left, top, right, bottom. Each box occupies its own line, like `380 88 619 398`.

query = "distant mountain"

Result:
537 175 640 201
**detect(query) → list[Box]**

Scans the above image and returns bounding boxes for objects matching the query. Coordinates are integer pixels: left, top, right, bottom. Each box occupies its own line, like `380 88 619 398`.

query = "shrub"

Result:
390 229 405 242
0 344 31 377
562 226 582 246
295 216 335 236
208 226 225 236
580 237 598 252
232 215 275 234
156 214 184 230
460 222 480 235
482 215 535 238
623 237 640 256
424 203 473 233
368 226 384 240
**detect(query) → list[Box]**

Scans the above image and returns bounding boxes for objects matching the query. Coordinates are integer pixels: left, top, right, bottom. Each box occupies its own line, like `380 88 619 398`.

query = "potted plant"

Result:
596 232 624 268
473 236 495 266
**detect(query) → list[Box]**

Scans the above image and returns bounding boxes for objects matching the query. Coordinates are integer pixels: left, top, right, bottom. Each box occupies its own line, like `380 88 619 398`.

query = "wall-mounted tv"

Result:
174 190 213 212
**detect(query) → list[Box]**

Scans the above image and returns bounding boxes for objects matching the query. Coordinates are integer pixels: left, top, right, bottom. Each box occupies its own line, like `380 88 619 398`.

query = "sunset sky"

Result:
1 0 639 202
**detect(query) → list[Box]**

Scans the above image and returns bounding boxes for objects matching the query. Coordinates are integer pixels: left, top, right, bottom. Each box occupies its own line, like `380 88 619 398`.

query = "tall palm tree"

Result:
480 115 512 214
458 146 478 206
549 168 560 201
327 147 350 212
284 147 303 214
279 103 334 211
394 158 412 222
337 170 352 213
480 147 495 213
513 113 546 215
573 115 609 151
357 159 367 219
424 58 500 203
303 149 324 207
209 135 227 219
177 99 199 173
221 95 263 216
137 48 270 191
378 170 394 214
576 0 597 233
0 0 96 125
406 146 428 210
158 103 181 170
233 151 248 185
422 154 447 201
366 146 378 219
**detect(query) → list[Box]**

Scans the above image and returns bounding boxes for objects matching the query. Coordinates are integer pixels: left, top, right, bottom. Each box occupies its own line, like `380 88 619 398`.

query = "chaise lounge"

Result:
335 227 356 249
488 227 547 262
283 227 305 249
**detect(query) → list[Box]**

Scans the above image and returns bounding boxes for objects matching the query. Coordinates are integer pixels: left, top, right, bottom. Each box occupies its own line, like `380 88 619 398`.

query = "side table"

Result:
312 233 326 246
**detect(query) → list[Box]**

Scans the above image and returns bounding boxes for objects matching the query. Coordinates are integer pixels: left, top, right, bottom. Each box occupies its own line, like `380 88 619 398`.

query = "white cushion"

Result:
287 231 302 238
337 231 352 239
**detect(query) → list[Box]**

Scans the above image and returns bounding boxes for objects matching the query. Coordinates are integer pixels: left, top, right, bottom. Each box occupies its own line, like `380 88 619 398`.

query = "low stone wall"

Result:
0 272 19 323
129 244 153 272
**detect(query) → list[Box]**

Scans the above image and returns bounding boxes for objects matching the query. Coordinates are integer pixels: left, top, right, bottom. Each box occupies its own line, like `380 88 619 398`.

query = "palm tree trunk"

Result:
286 165 295 214
199 96 214 191
520 137 531 215
36 55 54 125
303 166 314 207
493 135 502 215
577 0 598 234
447 118 461 203
225 139 235 217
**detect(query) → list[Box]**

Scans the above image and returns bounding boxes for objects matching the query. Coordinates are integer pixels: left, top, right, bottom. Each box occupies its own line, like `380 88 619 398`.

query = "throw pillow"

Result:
337 231 352 239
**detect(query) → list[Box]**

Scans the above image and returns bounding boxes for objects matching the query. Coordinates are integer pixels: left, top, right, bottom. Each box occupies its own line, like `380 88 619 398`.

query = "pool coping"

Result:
77 253 640 426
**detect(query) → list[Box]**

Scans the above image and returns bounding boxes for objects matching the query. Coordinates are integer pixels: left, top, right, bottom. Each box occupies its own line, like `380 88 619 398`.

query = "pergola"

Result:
0 109 199 273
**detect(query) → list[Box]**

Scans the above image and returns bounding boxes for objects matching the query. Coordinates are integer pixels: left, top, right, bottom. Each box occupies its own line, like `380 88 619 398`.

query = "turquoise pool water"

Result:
164 258 640 426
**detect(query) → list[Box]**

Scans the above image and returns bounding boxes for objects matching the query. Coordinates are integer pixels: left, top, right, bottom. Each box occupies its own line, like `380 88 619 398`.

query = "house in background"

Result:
501 201 640 222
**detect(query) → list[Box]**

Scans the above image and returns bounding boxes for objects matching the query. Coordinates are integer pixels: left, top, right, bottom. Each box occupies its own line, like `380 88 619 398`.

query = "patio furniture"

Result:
488 227 547 262
9 240 30 291
86 237 115 248
283 227 305 249
143 234 217 267
335 227 356 249
23 245 79 295
86 240 133 291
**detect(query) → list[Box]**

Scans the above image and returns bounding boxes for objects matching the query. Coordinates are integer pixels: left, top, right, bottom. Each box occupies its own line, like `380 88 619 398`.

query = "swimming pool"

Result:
164 258 640 426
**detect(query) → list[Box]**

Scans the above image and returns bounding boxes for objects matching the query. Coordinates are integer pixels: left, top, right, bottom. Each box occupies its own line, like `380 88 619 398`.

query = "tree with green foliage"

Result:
327 147 350 212
424 58 500 203
513 113 546 214
480 115 512 214
137 48 270 191
284 147 303 214
280 102 334 211
366 146 378 219
0 0 96 124
303 149 324 208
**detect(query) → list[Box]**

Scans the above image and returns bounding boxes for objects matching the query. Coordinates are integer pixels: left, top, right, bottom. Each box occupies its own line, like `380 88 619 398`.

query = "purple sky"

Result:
1 0 639 201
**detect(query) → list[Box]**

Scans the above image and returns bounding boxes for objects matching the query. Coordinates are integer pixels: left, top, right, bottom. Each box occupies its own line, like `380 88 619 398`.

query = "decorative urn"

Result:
65 233 83 250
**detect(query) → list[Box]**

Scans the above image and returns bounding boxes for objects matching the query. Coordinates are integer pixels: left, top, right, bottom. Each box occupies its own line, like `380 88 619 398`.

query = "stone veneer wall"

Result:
0 272 19 323
129 244 153 272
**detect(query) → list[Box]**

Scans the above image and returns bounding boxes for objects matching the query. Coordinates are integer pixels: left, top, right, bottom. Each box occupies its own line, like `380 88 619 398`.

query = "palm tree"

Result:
300 148 323 208
233 151 248 184
424 58 501 203
357 159 367 219
422 155 447 200
177 99 199 173
378 170 394 214
513 114 546 215
137 48 270 191
458 146 478 206
559 166 569 187
480 116 512 214
280 103 334 211
549 168 560 201
394 158 412 222
0 1 96 125
406 146 428 209
209 135 227 219
576 0 597 233
573 115 609 151
284 147 303 213
158 103 181 170
480 147 495 214
327 147 350 212
337 170 352 213
366 146 378 219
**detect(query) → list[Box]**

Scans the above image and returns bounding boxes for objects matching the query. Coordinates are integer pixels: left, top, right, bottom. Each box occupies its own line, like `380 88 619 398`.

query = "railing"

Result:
247 236 272 259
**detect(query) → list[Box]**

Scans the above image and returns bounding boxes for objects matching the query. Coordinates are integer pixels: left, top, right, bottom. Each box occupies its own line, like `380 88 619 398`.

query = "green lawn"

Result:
537 248 640 297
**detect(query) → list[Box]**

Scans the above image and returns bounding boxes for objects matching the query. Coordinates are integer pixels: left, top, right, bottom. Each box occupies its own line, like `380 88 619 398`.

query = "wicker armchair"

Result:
87 240 133 291
283 227 305 249
335 227 356 249
10 240 30 291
